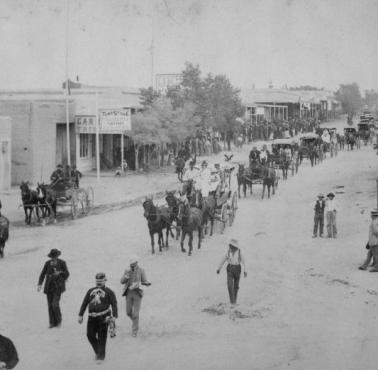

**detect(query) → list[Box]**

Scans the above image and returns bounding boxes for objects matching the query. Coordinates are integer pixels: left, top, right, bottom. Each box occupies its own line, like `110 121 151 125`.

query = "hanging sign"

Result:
99 108 131 133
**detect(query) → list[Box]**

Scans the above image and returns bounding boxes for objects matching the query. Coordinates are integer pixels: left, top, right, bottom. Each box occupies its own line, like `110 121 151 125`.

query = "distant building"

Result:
0 86 141 184
155 74 183 94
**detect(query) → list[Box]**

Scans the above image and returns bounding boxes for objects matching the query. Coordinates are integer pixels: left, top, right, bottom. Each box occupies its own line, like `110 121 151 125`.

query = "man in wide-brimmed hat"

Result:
325 192 338 238
120 255 151 337
312 193 326 238
217 239 247 306
359 210 378 271
37 249 69 328
78 272 118 362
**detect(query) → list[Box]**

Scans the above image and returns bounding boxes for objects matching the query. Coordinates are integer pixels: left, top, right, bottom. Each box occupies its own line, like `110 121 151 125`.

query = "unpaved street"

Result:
1 124 378 370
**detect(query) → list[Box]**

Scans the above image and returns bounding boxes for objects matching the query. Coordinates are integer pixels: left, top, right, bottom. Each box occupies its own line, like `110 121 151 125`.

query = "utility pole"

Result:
150 38 154 89
65 0 71 166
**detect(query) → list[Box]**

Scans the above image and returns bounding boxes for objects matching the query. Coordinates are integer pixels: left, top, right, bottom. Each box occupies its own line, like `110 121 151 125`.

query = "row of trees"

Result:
130 63 245 170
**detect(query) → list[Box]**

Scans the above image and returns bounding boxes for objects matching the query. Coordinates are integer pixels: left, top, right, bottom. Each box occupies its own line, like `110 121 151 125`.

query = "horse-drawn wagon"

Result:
357 122 370 145
298 132 320 165
271 138 298 178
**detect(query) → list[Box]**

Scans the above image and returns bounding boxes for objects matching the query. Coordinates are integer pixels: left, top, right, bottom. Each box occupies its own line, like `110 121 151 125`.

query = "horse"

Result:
0 213 9 258
174 157 186 181
142 198 173 254
201 193 216 237
19 181 40 225
177 199 203 256
261 165 277 199
37 183 58 224
279 149 291 180
165 191 181 240
237 164 253 198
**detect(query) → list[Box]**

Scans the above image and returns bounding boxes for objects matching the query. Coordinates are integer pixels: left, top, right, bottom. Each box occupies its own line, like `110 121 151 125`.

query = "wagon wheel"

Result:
220 203 228 234
70 195 78 219
230 192 238 226
85 186 94 210
76 189 88 215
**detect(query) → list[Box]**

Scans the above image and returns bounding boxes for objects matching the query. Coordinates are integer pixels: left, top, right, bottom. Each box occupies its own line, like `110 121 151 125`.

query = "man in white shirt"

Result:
325 192 337 238
197 161 212 197
182 161 200 183
217 239 247 306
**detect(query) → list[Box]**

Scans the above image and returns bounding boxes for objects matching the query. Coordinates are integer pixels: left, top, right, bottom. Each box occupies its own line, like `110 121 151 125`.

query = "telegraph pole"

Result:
65 0 71 166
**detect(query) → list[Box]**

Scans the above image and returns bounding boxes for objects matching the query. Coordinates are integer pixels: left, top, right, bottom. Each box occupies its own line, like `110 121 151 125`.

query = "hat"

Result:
318 193 324 198
189 160 195 166
57 164 63 168
327 192 335 198
229 238 239 249
129 255 139 265
95 272 107 282
371 209 378 217
47 248 61 258
201 160 208 166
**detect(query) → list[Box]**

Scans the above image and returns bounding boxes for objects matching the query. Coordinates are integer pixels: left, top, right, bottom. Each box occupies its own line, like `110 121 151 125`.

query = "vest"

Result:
314 200 325 213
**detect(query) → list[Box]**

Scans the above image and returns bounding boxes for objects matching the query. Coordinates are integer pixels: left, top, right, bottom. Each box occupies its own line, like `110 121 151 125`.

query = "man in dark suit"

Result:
0 334 18 369
37 249 69 328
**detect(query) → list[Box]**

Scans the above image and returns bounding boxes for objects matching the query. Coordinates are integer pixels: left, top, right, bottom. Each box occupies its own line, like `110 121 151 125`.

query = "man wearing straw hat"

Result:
217 239 247 306
120 255 151 337
325 192 338 238
37 248 69 328
78 272 118 362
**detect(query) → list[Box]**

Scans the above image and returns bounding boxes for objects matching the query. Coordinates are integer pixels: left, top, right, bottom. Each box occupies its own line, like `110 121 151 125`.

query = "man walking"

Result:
217 239 247 306
120 256 151 337
37 249 69 328
359 210 378 271
312 193 326 238
325 193 338 238
78 273 118 362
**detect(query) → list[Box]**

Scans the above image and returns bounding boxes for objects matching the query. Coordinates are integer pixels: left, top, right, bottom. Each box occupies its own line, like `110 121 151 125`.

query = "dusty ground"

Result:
1 118 378 370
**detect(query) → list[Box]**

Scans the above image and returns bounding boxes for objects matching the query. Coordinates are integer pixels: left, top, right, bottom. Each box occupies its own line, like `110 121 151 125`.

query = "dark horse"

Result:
177 199 203 256
0 204 9 258
201 193 216 237
165 191 181 240
237 164 253 198
143 198 173 254
37 183 58 224
261 164 277 199
19 181 40 225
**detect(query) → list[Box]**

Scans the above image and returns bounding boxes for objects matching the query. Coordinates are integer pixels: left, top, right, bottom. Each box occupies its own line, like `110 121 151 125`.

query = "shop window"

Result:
80 134 89 158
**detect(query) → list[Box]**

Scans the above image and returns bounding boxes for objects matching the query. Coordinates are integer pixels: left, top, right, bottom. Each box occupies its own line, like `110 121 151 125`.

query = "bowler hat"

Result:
327 192 335 198
47 248 61 258
229 238 239 249
95 272 107 282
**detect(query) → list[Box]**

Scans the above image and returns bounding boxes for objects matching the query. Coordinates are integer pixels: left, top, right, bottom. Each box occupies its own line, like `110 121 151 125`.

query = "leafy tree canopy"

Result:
335 83 362 116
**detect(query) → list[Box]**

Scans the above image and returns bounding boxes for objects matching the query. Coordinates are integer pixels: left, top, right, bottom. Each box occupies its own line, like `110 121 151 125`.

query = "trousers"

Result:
226 264 241 304
46 291 62 326
313 213 324 236
326 211 337 237
126 290 142 335
87 316 108 360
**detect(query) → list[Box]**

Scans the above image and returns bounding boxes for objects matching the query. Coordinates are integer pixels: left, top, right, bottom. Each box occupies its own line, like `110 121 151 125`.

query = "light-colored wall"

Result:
0 101 33 184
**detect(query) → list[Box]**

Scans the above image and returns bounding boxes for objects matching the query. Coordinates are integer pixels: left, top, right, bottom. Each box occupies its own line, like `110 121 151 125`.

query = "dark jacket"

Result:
78 286 118 319
38 259 69 294
0 334 19 369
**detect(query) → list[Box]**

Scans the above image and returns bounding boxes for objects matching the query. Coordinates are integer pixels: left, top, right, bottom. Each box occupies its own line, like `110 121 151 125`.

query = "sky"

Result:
0 0 378 92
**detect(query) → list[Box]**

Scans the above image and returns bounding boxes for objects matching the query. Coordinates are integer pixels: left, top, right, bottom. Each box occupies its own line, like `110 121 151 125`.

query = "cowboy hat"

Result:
371 209 378 217
95 272 107 282
327 192 335 198
47 248 61 258
229 238 239 249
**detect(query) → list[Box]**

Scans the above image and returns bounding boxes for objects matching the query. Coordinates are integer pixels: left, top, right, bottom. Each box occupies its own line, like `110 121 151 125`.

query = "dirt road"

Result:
1 121 377 369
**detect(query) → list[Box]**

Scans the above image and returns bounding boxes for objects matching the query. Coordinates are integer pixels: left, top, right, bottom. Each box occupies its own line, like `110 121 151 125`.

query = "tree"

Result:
335 83 362 117
139 87 161 109
364 89 378 110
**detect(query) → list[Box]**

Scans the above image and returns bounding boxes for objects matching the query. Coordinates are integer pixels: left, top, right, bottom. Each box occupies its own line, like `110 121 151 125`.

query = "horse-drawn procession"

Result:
19 164 94 226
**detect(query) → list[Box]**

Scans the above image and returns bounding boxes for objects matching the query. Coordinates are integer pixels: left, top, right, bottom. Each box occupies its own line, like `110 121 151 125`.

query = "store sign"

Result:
256 107 265 115
75 115 96 133
99 109 131 133
75 109 131 134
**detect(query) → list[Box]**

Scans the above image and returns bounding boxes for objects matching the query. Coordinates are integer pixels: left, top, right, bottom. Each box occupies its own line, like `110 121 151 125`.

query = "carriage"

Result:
357 122 370 144
215 167 238 232
51 180 94 219
270 138 299 177
298 133 320 163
